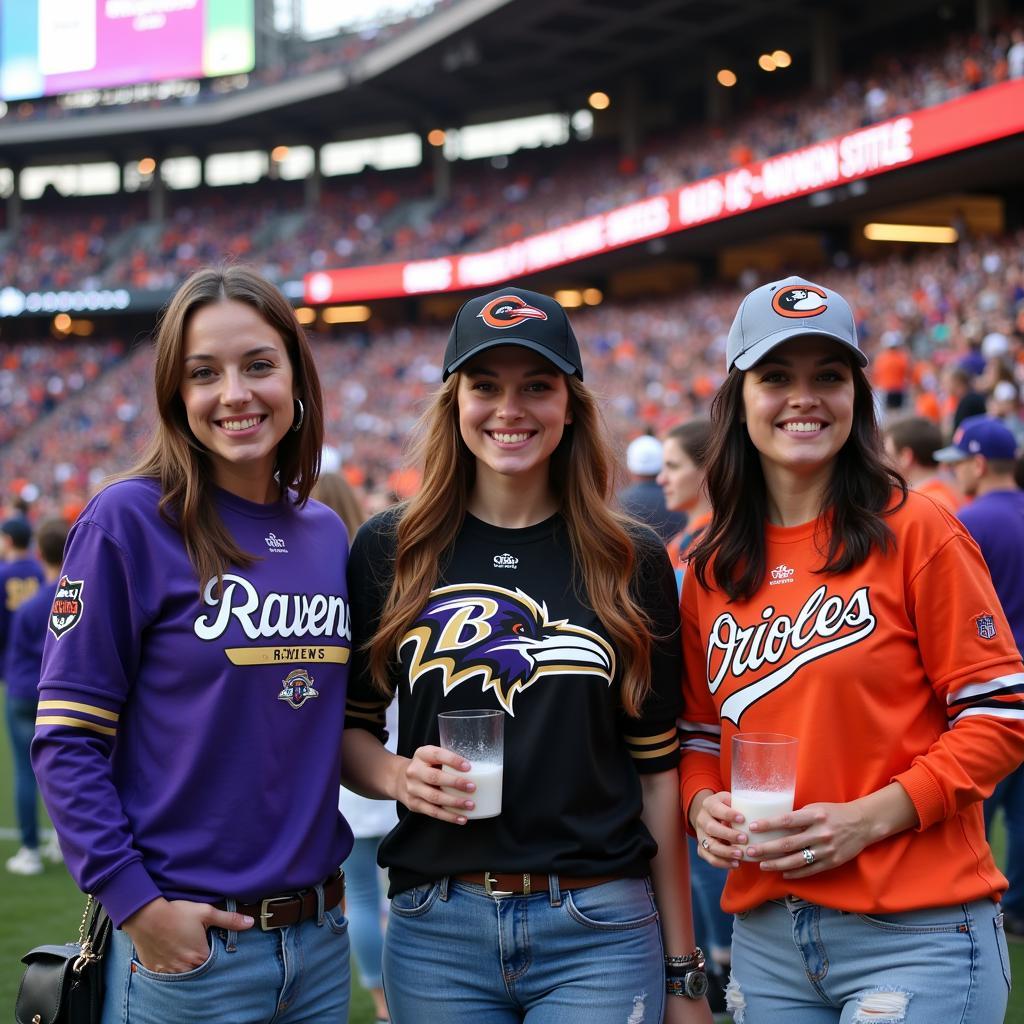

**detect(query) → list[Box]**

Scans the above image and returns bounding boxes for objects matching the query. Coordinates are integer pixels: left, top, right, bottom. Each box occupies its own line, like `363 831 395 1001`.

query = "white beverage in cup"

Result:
731 732 799 860
438 709 505 820
441 762 503 819
730 788 796 846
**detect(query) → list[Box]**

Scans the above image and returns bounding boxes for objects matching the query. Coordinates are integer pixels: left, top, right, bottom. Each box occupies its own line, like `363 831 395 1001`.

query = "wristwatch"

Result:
665 947 709 1000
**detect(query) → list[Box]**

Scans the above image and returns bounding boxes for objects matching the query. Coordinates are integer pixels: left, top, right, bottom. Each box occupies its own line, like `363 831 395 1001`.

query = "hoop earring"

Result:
291 398 305 433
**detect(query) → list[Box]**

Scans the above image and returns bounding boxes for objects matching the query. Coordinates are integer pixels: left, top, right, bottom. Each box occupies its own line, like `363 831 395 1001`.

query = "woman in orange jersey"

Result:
679 275 1024 1024
659 419 714 597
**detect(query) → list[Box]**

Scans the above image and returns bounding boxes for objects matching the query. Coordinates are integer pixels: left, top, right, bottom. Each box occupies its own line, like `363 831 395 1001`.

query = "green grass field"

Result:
1 714 1022 1023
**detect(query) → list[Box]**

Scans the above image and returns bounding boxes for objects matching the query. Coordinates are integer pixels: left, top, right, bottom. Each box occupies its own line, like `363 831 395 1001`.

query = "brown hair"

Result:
312 472 367 541
690 358 906 602
121 265 324 591
368 373 655 716
884 415 943 469
36 517 70 568
665 418 713 468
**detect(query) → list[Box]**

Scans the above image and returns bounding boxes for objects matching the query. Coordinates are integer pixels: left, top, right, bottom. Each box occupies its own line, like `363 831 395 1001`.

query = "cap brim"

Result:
932 445 968 463
732 327 868 372
444 337 580 379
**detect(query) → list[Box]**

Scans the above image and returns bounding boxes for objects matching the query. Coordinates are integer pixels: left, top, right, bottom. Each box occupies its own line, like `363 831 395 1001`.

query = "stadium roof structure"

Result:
0 0 974 164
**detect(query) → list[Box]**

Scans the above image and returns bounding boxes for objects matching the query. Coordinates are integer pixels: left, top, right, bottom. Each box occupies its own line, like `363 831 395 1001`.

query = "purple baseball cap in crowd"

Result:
726 276 868 372
933 415 1019 462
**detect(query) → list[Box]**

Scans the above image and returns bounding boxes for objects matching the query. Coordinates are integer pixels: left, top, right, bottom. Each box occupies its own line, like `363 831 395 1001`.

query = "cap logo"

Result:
477 294 549 330
771 285 828 319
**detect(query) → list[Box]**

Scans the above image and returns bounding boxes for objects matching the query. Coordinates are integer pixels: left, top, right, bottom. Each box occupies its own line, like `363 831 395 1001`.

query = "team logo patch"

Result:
769 564 795 586
493 553 518 569
976 614 997 640
49 576 84 639
477 294 549 330
278 668 319 708
771 285 828 318
401 583 614 715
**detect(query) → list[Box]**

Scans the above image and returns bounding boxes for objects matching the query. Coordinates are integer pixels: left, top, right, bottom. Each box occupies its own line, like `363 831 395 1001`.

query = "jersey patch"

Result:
401 583 615 715
278 668 319 709
48 576 85 639
976 614 997 640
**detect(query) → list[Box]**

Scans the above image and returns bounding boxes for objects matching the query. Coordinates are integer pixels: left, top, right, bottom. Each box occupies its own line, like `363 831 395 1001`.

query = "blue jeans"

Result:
5 694 39 850
686 835 733 957
729 896 1010 1024
985 765 1024 917
342 835 386 989
101 900 350 1024
383 876 664 1023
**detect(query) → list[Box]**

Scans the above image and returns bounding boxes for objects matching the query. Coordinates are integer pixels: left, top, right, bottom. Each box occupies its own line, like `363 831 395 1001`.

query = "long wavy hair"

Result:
121 265 324 591
689 353 906 602
368 373 656 716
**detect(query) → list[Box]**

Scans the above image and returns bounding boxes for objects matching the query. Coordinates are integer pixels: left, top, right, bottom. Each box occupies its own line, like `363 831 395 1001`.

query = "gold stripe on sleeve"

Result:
630 740 680 760
36 715 117 737
623 727 678 746
37 700 119 722
345 709 387 724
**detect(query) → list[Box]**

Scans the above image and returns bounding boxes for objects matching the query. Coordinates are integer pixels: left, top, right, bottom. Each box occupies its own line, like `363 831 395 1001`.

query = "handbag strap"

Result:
73 896 111 974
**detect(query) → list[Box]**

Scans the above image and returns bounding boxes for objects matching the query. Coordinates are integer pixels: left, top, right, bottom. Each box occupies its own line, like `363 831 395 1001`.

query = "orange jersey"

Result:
872 347 911 393
666 512 712 597
680 491 1024 914
915 475 963 513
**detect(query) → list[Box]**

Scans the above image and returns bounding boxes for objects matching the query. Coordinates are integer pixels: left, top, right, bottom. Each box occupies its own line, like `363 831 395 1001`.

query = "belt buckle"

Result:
259 894 294 930
483 871 515 897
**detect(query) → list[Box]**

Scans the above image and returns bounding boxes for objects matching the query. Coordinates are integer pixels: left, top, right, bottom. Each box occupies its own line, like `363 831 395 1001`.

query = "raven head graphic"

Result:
400 584 615 714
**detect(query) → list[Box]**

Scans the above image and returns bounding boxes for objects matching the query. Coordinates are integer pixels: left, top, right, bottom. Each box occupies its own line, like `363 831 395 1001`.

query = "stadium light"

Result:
582 288 604 306
137 157 156 175
772 50 792 68
53 314 72 334
588 91 611 111
427 129 446 147
271 145 290 162
555 289 584 308
716 69 738 87
758 54 777 72
863 223 959 243
294 307 316 324
323 305 372 324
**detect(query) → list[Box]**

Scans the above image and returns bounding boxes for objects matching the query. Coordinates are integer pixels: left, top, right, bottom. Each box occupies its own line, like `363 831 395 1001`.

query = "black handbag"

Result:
16 895 112 1024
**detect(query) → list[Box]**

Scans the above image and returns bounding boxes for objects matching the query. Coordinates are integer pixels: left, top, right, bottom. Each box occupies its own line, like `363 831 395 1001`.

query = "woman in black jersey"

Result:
341 288 712 1023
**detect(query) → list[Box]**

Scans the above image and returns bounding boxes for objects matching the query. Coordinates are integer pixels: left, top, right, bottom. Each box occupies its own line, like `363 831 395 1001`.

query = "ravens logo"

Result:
401 584 614 714
771 285 828 318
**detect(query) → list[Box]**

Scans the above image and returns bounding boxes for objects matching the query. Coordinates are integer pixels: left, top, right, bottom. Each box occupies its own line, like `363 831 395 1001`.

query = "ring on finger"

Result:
701 837 710 851
801 847 815 866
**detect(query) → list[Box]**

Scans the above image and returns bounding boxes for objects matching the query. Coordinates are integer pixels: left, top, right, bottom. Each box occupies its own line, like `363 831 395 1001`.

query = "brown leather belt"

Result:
453 871 621 896
217 870 345 931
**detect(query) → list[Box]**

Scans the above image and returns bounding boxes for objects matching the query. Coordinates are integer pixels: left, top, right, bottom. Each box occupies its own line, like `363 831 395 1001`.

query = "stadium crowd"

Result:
2 17 1022 296
3 231 1022 523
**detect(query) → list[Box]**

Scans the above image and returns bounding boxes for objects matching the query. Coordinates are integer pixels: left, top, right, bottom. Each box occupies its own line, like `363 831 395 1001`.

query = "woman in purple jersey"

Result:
33 266 354 1024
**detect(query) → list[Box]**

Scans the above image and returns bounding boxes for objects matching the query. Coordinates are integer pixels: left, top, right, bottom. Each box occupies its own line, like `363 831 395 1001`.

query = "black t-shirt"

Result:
344 508 683 896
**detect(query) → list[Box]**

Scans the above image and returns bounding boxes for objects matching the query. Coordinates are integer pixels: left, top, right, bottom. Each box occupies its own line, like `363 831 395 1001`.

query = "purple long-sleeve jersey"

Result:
32 477 353 926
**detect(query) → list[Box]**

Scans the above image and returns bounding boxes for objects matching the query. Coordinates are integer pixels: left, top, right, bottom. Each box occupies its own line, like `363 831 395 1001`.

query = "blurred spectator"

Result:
883 415 962 513
4 517 68 875
618 433 684 542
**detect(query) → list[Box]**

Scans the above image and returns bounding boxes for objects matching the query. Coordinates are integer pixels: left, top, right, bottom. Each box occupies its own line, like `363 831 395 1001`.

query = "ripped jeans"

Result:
729 896 1010 1024
382 876 664 1023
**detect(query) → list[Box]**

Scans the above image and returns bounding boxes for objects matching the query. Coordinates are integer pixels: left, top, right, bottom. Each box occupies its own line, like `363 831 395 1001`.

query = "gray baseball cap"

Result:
726 275 868 372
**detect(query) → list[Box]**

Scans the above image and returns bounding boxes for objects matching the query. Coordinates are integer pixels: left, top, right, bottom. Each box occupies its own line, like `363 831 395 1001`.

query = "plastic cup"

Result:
731 732 799 857
438 709 504 819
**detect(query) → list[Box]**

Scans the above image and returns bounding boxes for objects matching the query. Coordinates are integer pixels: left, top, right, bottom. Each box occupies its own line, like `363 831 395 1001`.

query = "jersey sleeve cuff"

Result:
681 759 725 836
892 761 946 831
344 698 389 743
94 859 163 928
624 718 680 774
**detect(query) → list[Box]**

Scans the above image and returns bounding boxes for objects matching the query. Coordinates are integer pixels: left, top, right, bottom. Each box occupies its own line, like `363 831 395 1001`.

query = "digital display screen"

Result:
0 0 254 101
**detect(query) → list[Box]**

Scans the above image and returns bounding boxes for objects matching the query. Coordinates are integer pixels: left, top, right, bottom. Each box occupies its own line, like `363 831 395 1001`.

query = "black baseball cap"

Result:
1 517 31 549
442 287 584 380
